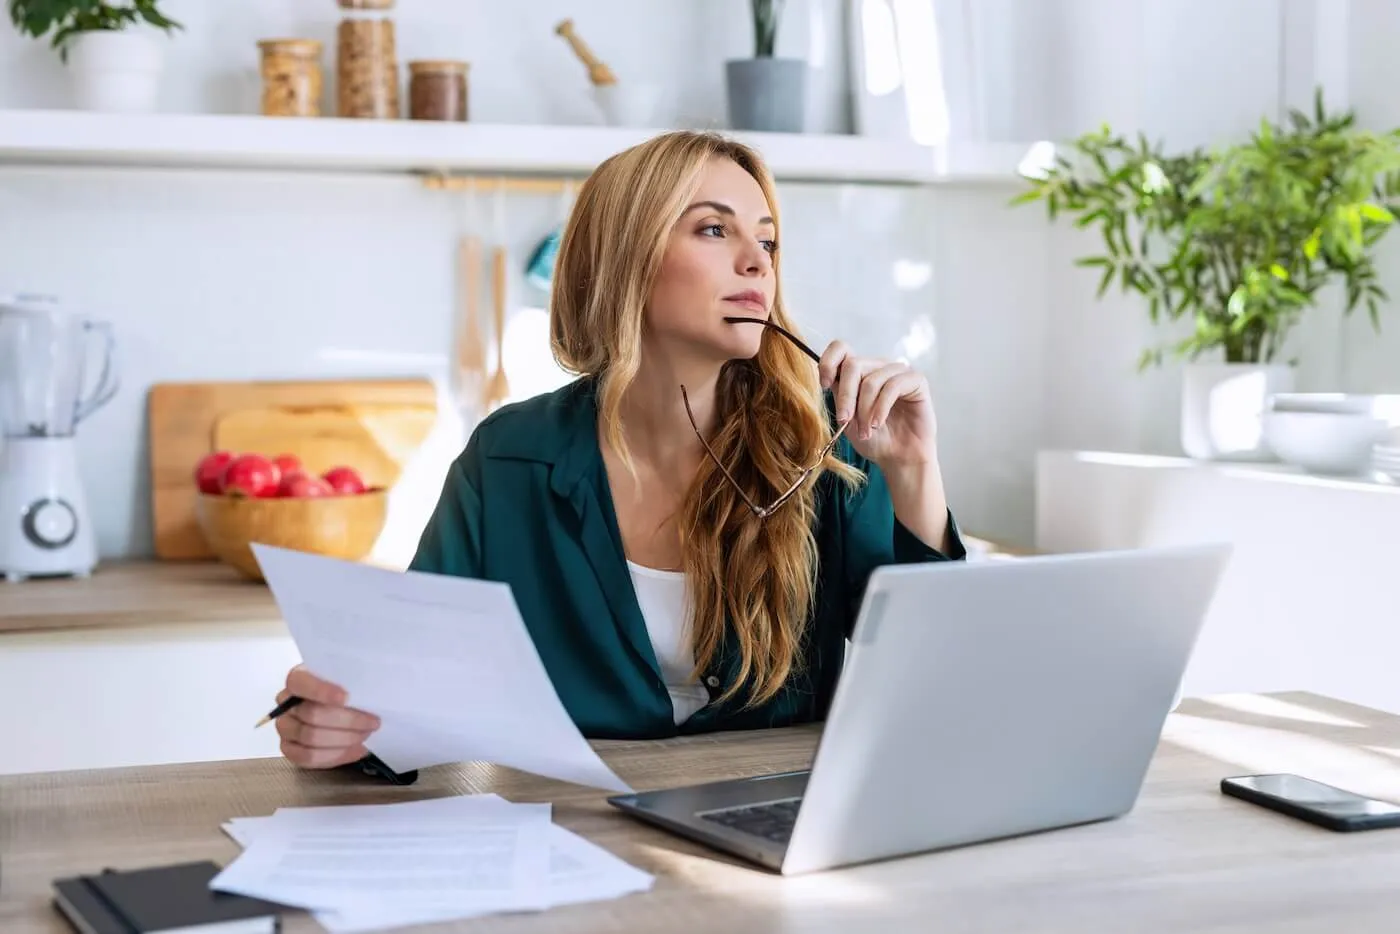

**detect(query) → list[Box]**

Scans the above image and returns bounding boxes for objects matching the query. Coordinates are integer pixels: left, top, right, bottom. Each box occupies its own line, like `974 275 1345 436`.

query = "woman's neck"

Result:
614 344 723 471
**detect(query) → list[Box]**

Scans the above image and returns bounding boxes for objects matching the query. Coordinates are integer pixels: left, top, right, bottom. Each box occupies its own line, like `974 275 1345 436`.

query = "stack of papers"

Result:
213 795 654 933
248 543 632 795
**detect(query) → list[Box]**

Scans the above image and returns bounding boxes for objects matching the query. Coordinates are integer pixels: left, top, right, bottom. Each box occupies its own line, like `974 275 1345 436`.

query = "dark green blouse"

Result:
408 376 966 740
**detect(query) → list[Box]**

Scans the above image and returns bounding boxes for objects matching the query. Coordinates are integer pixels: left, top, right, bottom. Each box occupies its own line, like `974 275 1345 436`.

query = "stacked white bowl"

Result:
1374 429 1400 482
1262 393 1393 477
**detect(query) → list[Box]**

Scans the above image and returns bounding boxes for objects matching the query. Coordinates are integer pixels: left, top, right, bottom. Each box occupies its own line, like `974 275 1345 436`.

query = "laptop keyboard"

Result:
698 797 803 843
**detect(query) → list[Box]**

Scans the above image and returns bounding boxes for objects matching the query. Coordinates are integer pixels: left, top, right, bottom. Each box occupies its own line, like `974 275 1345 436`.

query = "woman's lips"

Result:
724 292 767 315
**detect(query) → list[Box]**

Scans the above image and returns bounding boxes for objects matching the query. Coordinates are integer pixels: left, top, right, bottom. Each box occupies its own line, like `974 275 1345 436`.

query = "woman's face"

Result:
646 156 777 363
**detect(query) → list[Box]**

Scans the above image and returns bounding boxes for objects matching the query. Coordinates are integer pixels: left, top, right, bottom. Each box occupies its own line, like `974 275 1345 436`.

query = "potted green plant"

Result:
1011 91 1400 460
8 0 182 113
726 0 807 133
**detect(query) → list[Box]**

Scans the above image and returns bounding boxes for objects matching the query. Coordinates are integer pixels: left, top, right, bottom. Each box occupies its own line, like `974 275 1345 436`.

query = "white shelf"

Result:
0 109 1042 186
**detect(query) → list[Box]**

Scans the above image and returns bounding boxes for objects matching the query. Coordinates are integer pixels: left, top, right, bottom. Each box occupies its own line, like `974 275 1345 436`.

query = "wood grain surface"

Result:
147 378 438 560
0 559 278 635
6 692 1400 932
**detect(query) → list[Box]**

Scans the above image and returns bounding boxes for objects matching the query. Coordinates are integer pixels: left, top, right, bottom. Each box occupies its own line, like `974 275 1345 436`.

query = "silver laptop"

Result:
607 542 1231 875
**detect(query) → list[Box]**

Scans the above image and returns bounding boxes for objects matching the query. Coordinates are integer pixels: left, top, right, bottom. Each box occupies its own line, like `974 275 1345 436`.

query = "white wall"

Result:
2 0 1397 559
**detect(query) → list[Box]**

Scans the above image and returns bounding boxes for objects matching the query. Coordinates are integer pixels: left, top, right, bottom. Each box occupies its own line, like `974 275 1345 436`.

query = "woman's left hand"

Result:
818 341 938 469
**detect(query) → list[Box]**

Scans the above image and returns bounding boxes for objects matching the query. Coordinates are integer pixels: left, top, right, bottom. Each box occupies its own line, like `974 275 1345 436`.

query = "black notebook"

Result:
52 860 286 934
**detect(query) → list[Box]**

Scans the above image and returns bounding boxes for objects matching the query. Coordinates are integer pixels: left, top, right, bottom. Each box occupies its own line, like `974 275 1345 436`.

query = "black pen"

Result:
254 695 304 728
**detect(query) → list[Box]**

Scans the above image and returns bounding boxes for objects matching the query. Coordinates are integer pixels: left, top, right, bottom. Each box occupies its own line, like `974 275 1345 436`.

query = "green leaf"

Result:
1303 230 1321 261
1227 287 1247 317
1360 202 1394 224
1269 263 1289 280
1096 264 1115 298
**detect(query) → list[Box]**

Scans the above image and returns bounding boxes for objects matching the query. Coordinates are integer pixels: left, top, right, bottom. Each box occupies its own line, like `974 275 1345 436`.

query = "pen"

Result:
254 695 304 728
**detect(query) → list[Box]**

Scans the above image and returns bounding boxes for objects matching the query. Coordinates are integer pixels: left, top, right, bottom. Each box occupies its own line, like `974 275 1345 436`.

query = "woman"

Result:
274 129 966 773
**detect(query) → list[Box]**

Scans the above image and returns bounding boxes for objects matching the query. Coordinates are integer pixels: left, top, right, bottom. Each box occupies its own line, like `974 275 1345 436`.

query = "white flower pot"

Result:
67 31 165 113
1180 362 1296 461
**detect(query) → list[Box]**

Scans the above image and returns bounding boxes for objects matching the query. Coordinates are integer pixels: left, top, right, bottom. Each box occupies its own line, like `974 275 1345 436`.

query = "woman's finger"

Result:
855 363 907 437
290 722 374 751
286 665 348 706
293 700 381 733
817 340 849 391
872 370 928 431
276 708 373 748
834 355 867 423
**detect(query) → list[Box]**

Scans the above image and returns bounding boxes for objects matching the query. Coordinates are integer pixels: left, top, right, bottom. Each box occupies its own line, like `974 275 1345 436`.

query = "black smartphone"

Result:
1221 773 1400 832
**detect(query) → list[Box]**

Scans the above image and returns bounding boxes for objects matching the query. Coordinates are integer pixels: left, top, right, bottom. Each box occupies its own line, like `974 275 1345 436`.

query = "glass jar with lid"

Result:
257 39 323 117
409 60 469 121
336 0 400 118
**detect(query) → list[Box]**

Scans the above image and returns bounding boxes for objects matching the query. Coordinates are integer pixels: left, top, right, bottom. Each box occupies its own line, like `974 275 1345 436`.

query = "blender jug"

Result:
0 294 119 438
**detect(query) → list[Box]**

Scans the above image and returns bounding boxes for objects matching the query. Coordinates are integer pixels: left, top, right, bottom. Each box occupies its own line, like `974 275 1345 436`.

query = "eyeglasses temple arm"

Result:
722 315 822 365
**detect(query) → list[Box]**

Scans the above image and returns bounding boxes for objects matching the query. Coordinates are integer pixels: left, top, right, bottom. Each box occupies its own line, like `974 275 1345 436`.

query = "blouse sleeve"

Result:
832 435 967 637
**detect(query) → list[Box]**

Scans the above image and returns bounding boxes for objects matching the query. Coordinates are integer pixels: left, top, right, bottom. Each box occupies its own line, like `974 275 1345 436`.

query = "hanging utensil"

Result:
454 183 487 420
525 180 575 293
483 180 511 412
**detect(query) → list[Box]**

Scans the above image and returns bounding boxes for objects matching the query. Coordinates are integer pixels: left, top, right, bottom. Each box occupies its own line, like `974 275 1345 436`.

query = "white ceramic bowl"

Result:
593 83 663 127
1269 392 1376 415
1263 411 1389 475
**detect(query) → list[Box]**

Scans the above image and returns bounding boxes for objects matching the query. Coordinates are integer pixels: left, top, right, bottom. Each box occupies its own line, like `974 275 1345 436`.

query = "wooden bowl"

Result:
194 489 388 581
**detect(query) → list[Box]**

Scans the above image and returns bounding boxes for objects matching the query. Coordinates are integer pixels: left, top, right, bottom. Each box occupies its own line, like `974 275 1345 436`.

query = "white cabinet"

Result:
1036 449 1400 714
0 621 299 775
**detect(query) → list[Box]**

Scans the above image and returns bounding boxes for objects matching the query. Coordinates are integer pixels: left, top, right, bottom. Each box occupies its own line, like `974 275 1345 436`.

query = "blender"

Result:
0 294 119 581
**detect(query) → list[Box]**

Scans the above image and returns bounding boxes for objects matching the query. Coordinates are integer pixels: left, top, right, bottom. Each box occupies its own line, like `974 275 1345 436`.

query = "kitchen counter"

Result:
0 559 280 635
1 534 1027 637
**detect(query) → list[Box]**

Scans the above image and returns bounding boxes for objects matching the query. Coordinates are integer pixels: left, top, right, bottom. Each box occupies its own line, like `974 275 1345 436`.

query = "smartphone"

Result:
1221 773 1400 832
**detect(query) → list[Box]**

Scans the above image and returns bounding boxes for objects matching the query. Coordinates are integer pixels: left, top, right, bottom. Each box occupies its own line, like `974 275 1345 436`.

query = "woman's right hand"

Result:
275 664 382 770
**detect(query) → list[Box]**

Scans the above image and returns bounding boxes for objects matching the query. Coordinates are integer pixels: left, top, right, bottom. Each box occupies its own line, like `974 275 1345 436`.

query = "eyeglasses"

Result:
681 315 850 519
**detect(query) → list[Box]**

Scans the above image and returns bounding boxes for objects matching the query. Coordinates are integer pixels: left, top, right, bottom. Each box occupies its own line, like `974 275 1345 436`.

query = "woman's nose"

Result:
735 242 770 275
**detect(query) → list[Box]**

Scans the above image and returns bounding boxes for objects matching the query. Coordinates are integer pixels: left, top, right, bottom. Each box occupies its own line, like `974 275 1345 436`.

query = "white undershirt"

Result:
626 560 710 725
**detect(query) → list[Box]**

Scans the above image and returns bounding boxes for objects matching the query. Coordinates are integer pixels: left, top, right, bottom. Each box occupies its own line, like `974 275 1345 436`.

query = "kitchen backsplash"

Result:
3 165 1049 563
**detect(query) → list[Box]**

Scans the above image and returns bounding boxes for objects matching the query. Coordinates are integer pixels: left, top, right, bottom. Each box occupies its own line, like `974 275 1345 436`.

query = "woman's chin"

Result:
717 335 764 361
665 329 763 363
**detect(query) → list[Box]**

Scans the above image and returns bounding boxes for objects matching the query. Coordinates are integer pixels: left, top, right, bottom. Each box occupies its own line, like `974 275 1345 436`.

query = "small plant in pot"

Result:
8 0 182 113
726 0 807 133
1011 90 1400 460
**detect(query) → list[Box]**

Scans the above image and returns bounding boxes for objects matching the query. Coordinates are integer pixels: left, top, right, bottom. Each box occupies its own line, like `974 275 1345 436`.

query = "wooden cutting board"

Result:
148 378 438 560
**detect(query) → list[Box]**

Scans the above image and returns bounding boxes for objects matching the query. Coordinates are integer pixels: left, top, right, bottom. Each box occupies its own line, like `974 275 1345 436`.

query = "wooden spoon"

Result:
454 233 486 415
483 243 510 411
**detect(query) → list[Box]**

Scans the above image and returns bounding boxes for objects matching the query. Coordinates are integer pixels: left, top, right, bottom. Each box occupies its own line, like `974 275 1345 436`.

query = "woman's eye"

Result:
698 223 775 254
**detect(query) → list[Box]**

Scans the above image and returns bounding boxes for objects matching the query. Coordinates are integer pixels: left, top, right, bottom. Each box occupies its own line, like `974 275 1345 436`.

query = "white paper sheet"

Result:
217 795 654 934
249 543 631 793
211 798 552 915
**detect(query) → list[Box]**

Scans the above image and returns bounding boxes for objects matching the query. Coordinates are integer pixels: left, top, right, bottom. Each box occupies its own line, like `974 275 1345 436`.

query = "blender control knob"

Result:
22 498 78 549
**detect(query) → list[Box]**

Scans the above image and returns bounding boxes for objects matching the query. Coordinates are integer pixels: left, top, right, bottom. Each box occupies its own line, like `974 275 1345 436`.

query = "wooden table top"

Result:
0 559 279 635
5 690 1400 932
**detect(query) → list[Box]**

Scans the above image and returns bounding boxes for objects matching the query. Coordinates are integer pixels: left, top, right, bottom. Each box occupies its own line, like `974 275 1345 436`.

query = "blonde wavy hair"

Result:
550 130 862 709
